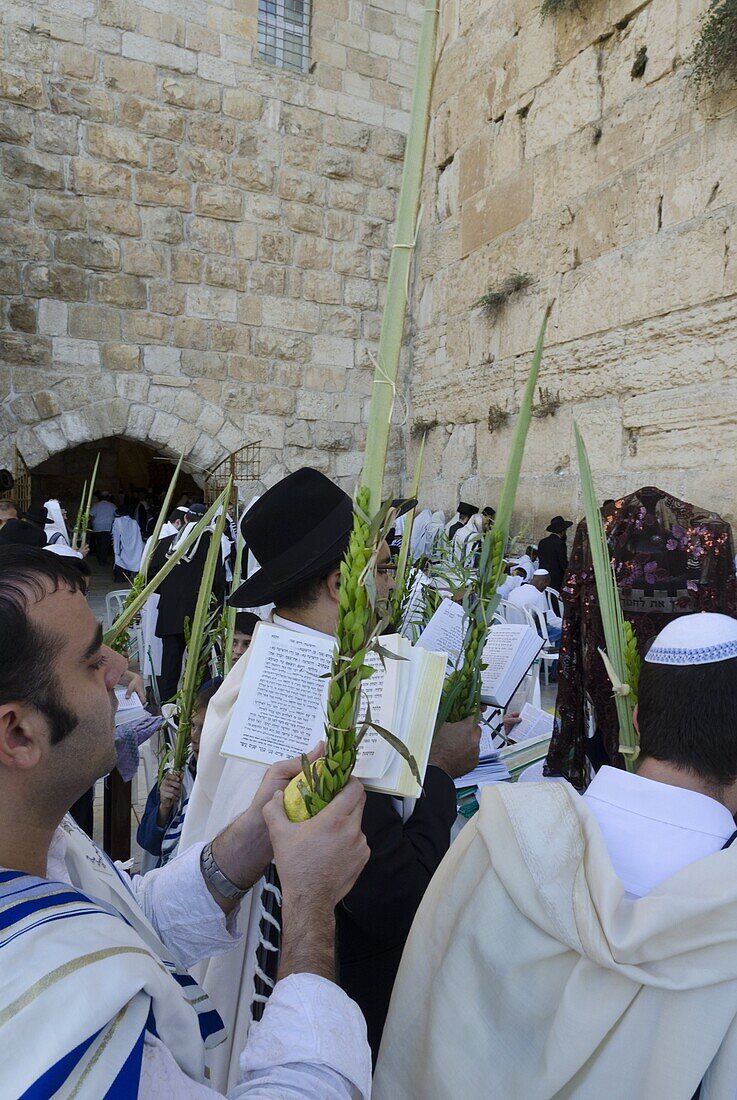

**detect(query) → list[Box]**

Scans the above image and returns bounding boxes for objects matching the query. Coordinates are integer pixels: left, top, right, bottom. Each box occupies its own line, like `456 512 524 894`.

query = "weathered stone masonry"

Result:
410 0 737 529
0 0 420 485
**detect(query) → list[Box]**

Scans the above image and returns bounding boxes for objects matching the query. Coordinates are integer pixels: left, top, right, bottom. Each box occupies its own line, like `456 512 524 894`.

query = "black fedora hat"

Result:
230 468 353 608
0 469 14 493
458 501 478 516
547 515 573 533
25 503 49 528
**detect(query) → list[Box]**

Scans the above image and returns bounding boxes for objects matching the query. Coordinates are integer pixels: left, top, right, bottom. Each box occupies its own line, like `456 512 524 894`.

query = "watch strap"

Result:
200 841 248 901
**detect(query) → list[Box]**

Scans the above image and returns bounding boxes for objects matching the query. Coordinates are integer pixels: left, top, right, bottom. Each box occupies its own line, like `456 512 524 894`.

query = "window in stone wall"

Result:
258 0 311 72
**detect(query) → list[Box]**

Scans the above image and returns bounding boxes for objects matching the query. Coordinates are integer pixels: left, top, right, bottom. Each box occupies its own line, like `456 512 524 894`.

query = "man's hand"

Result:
263 777 369 913
122 671 146 704
263 778 370 983
157 772 182 825
503 712 521 737
428 714 482 779
206 745 325 914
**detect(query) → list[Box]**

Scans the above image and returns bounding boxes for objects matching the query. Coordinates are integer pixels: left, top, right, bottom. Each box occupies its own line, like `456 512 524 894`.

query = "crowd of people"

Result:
2 469 737 1098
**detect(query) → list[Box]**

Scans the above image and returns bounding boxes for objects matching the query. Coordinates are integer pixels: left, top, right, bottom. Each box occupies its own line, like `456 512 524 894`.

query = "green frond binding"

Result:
72 454 100 551
623 619 641 706
106 454 185 655
283 0 440 821
168 479 233 775
223 523 245 677
574 424 639 769
689 0 737 89
474 272 534 318
72 479 87 548
437 304 552 726
104 487 230 649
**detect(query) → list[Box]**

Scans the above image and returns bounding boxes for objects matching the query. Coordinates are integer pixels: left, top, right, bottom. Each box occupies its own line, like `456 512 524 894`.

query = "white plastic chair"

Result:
105 589 131 631
524 606 559 686
502 599 528 627
545 587 562 619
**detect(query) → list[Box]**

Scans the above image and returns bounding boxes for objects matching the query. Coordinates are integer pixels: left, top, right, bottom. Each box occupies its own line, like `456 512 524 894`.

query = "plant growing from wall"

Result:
487 404 509 433
690 0 737 89
540 0 580 18
475 272 534 319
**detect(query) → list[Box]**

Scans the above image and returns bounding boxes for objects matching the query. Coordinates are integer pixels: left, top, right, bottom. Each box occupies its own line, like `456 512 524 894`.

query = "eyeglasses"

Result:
376 563 397 575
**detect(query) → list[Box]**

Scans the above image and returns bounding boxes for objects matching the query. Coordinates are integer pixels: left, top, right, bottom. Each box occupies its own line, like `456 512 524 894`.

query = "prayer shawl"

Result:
1 816 225 1098
44 498 69 545
374 782 737 1100
178 624 280 1092
112 514 144 573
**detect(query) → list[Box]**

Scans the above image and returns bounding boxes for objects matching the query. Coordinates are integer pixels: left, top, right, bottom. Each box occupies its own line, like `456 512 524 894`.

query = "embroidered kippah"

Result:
645 613 737 666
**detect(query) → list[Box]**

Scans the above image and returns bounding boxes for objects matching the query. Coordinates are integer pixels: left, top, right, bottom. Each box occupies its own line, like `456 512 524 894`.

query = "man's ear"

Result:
325 566 341 604
0 703 45 770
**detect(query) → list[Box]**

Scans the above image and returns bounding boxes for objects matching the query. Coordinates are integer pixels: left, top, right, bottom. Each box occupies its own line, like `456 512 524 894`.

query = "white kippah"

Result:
645 613 737 666
533 569 550 577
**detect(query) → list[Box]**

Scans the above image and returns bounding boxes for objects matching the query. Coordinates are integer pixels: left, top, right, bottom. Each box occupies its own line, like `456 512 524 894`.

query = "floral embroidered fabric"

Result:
545 486 736 787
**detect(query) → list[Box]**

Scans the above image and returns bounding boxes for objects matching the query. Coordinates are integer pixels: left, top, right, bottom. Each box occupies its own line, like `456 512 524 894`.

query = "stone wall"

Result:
0 0 420 488
410 0 737 532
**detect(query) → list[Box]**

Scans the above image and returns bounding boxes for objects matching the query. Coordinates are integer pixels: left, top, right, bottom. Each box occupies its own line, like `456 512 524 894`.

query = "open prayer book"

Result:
113 685 148 729
221 622 447 798
454 704 555 789
415 597 466 668
416 602 544 709
480 624 544 708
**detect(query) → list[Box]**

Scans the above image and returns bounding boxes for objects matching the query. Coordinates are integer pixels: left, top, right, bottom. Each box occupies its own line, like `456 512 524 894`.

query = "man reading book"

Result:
180 468 482 1083
375 613 737 1099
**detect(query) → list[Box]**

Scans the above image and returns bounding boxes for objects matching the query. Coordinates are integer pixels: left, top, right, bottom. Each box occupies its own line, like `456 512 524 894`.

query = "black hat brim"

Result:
547 520 573 533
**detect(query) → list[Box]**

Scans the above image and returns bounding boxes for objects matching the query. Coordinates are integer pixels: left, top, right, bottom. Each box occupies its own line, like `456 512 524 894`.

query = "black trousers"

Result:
92 530 112 565
158 634 186 703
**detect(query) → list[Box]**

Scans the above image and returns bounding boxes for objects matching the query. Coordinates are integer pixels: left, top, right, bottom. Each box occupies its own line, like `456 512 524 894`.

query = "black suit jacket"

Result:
336 765 457 1062
537 533 568 591
150 531 225 637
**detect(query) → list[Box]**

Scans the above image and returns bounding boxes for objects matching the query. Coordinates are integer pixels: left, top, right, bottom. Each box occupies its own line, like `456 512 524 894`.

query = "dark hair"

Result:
638 657 737 788
276 559 343 611
167 508 182 524
234 611 260 635
0 547 89 744
194 680 221 713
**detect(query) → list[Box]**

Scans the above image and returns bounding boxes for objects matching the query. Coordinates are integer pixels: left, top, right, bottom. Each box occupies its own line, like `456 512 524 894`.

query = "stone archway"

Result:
4 394 251 493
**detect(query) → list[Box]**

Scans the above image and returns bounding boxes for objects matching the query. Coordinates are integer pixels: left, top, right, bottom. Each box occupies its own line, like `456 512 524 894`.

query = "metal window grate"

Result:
258 0 311 72
204 441 262 505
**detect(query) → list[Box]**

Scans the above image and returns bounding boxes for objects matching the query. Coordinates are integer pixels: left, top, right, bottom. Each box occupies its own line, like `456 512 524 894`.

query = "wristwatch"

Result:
200 841 248 901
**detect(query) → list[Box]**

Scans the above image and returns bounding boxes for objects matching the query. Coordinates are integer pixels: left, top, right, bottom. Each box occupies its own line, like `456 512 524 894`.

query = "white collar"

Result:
585 766 736 840
272 612 333 639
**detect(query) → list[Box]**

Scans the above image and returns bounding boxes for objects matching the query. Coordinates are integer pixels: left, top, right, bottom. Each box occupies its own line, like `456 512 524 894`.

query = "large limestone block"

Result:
526 48 601 159
460 165 533 257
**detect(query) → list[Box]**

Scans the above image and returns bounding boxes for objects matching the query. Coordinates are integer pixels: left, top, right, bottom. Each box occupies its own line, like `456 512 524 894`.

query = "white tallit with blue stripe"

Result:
0 816 225 1098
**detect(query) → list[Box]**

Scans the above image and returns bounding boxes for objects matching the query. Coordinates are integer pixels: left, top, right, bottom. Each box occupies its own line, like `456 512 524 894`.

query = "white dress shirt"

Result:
507 583 562 629
89 499 117 532
497 575 523 600
583 766 736 898
47 830 371 1099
